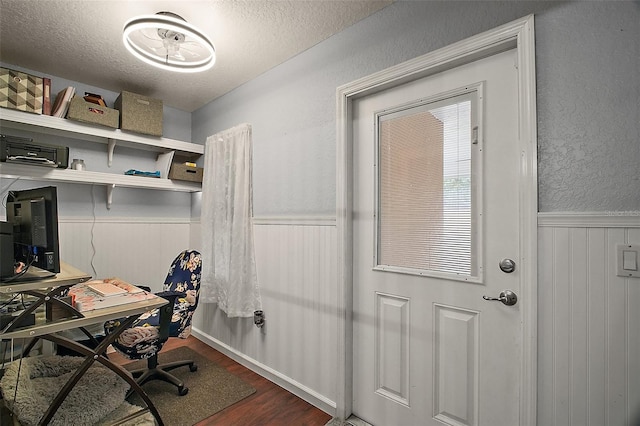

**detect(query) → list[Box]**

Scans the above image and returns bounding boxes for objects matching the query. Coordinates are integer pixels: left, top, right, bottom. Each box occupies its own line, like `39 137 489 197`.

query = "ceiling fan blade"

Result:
176 41 211 59
151 46 168 56
172 52 187 61
181 40 203 47
139 28 162 42
176 46 201 59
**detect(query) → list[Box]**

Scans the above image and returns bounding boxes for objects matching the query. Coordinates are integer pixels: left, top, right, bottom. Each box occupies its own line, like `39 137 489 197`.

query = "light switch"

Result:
617 244 640 278
623 250 638 271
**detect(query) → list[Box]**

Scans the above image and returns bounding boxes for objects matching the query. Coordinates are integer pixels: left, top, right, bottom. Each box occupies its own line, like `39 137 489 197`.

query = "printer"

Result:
1 134 69 168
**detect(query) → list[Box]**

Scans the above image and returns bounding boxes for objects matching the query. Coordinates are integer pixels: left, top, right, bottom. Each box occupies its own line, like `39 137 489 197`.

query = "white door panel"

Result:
353 49 521 426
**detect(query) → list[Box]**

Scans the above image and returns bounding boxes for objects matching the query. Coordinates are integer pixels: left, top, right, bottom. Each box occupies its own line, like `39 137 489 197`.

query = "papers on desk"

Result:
86 279 144 297
86 282 127 297
69 278 155 312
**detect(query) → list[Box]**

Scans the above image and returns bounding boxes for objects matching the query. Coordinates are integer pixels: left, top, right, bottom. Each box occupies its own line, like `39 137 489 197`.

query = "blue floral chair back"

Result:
105 250 202 360
163 249 202 338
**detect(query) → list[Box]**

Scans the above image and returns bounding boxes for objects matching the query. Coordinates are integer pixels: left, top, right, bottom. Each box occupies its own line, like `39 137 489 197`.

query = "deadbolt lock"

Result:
499 258 516 273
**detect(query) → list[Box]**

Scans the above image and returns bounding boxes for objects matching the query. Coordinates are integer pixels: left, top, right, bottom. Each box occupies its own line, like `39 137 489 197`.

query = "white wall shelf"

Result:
0 108 204 156
0 163 200 191
0 108 203 208
0 163 201 209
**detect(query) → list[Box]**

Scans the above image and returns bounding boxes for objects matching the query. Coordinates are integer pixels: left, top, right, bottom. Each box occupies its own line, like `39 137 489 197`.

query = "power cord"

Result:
10 339 24 418
0 293 20 310
90 185 97 277
1 177 21 208
1 256 35 283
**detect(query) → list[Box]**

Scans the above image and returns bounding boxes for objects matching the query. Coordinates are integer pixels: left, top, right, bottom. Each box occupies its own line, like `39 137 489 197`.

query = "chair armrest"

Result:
155 291 186 341
156 291 186 300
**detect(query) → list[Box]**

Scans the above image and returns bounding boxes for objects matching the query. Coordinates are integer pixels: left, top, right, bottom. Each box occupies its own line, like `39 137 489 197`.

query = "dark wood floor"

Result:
110 336 333 426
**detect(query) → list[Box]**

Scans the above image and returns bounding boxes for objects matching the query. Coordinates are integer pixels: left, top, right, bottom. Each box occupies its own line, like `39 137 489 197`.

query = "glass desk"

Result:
0 262 168 425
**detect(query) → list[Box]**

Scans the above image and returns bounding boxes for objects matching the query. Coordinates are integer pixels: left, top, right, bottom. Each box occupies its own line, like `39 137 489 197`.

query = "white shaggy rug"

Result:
0 355 154 426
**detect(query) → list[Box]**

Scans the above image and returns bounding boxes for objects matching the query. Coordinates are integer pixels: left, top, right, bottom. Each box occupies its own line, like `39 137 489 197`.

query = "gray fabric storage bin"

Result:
115 90 163 136
67 96 119 128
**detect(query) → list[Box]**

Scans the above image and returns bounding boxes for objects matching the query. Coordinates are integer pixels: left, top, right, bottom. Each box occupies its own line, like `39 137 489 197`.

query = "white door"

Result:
352 48 523 426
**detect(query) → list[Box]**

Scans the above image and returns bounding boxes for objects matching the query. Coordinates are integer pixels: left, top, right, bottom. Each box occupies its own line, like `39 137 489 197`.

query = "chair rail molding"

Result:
252 216 336 226
538 212 640 228
58 216 191 224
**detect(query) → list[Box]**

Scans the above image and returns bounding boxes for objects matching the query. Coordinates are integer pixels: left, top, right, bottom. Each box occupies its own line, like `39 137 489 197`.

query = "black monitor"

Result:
6 186 60 273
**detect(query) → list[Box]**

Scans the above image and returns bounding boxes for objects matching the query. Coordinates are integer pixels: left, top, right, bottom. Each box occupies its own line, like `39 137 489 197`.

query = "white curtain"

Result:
200 123 262 317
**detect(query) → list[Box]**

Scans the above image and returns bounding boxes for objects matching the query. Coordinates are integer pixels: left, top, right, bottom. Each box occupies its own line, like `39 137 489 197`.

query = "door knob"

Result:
482 290 518 306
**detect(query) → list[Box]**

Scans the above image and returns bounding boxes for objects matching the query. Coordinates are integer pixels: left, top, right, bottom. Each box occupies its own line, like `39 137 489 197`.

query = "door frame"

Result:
335 15 538 424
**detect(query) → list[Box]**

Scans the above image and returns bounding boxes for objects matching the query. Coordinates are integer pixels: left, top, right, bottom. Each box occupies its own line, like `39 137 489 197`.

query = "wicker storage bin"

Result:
67 96 119 128
169 163 203 182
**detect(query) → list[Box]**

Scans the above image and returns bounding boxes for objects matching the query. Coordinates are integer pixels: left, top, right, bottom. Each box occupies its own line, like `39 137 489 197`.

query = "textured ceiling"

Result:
0 0 391 112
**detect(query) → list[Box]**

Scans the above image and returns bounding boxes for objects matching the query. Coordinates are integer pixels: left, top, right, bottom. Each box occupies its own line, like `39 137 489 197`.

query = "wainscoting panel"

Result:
538 214 640 426
191 218 338 411
191 213 639 422
58 218 191 290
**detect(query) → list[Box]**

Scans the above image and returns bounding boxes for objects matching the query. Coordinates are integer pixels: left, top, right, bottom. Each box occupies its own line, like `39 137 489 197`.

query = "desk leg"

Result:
36 317 164 426
21 337 40 356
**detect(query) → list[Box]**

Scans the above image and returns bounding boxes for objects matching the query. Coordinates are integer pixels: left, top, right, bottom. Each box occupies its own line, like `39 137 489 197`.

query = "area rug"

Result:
125 346 256 425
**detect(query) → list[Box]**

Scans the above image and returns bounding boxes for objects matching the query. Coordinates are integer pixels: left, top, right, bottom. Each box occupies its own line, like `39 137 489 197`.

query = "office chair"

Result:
104 250 202 396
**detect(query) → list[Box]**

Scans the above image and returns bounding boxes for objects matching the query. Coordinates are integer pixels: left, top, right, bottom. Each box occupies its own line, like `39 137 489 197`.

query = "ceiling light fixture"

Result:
123 11 215 73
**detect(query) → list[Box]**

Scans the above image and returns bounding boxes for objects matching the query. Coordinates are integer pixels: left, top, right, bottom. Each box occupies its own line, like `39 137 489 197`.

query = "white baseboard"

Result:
191 327 336 416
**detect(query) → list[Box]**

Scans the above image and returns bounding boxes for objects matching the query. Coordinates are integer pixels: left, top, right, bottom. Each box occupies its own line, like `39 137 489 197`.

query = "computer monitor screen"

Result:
6 186 60 273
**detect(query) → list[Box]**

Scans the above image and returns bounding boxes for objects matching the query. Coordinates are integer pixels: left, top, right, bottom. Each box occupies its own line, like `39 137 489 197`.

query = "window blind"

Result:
378 96 475 277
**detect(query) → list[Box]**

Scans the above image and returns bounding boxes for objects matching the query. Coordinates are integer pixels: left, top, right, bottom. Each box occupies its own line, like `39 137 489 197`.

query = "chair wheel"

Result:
190 364 198 372
178 386 189 396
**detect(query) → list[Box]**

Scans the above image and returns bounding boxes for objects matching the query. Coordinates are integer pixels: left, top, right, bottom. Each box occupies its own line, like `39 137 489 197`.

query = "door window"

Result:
375 89 482 281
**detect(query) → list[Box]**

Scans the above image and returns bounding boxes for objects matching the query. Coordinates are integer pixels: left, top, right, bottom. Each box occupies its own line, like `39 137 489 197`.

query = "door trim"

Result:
335 15 538 424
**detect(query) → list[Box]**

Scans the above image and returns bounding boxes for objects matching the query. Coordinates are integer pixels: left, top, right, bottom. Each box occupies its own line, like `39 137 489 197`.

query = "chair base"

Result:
127 357 198 396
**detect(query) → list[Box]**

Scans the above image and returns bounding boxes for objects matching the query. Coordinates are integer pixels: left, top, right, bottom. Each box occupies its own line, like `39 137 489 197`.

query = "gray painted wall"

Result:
3 2 639 216
192 1 640 215
535 2 639 212
0 63 193 218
